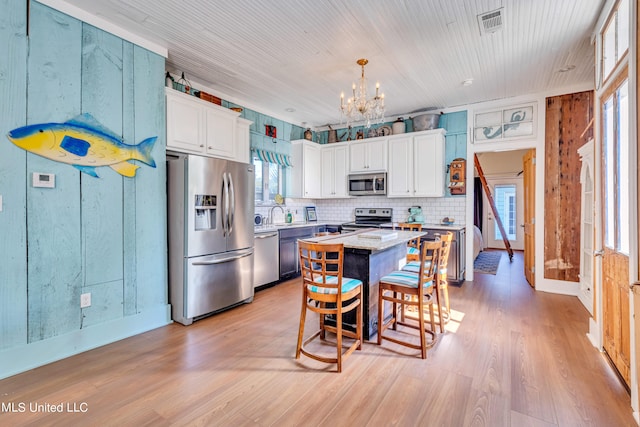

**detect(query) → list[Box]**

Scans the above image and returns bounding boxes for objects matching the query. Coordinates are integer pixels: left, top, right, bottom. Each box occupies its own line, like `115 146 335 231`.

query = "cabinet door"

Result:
279 238 298 277
204 107 236 159
333 145 349 197
367 139 388 171
387 136 413 197
413 133 445 197
321 148 335 197
166 92 205 153
303 143 321 198
349 142 368 172
235 119 251 163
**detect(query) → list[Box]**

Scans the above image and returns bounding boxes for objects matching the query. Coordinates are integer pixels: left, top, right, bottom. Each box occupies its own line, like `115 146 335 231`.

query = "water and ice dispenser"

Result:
194 194 217 230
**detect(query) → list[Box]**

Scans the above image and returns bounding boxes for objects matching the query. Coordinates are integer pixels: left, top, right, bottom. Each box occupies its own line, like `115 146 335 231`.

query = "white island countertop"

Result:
304 228 427 252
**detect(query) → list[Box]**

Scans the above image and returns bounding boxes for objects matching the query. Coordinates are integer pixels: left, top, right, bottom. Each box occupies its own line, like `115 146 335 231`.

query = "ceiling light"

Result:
340 58 385 128
462 78 474 86
285 107 295 112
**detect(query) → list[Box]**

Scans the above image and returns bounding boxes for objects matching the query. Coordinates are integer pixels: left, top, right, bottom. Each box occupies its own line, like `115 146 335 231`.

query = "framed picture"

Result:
304 206 317 222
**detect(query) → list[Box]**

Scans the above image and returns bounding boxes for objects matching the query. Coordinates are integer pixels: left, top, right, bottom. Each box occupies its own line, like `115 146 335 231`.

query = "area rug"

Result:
474 251 502 275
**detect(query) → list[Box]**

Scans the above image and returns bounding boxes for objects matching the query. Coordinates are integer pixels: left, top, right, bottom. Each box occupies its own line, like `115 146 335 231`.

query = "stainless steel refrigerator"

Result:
167 154 255 325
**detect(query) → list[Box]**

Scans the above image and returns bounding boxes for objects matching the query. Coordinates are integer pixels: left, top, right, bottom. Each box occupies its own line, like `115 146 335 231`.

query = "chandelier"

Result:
340 58 385 128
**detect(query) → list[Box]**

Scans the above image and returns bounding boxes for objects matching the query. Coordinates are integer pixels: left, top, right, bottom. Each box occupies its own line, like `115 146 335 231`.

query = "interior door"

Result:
523 149 536 287
483 178 524 251
578 141 594 314
601 73 630 387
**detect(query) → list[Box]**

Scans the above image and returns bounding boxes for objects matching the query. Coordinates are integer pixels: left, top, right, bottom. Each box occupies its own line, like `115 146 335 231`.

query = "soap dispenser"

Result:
286 210 293 223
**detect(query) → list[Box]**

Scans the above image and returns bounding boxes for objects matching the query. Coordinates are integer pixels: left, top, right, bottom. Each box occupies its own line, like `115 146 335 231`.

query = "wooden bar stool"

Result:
296 241 363 372
377 239 441 359
395 222 423 261
401 232 452 331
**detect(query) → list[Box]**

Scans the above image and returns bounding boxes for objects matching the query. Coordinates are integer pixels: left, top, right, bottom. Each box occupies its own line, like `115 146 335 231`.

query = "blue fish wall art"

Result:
6 113 157 178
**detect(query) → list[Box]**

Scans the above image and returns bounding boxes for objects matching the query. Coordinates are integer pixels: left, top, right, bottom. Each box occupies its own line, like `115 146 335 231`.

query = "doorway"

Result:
474 149 534 285
483 179 524 250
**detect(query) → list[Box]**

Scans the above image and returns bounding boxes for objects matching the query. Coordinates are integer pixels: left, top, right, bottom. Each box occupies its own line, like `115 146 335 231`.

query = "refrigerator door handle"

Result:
191 250 253 265
222 172 229 236
228 174 235 235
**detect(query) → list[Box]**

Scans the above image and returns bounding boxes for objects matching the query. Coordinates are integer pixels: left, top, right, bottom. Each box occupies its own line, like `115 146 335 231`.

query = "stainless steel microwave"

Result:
348 173 387 196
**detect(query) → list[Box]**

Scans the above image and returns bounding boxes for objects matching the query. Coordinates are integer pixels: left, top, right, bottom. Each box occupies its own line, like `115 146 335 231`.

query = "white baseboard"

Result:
586 316 601 349
0 305 172 380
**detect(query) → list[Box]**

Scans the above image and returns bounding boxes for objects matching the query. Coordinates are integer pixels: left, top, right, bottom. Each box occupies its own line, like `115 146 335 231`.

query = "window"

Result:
254 156 282 204
603 77 629 254
494 184 517 241
474 103 536 143
602 0 629 81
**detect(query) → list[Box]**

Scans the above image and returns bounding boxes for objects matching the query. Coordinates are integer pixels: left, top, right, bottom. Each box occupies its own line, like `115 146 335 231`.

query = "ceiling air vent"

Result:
477 8 504 35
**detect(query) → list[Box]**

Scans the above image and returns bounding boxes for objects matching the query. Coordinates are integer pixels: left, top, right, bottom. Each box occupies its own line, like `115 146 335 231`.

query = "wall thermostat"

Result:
32 172 55 188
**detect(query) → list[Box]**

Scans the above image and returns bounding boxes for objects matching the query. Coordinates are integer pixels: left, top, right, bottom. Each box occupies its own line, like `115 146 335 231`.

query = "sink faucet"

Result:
269 205 285 224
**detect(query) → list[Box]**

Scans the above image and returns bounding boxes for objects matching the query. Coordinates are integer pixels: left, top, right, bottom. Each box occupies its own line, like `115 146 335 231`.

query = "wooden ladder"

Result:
474 154 514 262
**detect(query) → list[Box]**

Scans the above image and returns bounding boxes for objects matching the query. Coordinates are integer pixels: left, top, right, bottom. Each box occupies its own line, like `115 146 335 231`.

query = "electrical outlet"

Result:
80 293 91 308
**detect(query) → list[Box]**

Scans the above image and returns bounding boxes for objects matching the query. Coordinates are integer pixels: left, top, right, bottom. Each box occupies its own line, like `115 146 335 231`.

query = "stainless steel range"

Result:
341 208 393 232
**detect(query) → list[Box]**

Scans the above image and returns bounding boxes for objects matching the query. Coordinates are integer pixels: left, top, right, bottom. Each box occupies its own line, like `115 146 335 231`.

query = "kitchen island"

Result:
304 229 428 341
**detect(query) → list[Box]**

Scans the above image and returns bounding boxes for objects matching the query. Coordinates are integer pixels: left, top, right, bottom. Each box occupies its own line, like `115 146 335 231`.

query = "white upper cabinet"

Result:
166 88 249 163
349 138 387 172
387 129 446 197
321 144 349 198
387 135 414 197
166 89 205 153
204 106 237 159
235 118 252 163
290 140 321 198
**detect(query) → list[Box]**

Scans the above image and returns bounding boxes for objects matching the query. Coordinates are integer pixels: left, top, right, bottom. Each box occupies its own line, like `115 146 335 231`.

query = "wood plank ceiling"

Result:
55 0 604 127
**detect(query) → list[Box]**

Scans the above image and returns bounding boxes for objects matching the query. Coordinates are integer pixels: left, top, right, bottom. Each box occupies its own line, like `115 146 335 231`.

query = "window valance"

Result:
252 148 292 167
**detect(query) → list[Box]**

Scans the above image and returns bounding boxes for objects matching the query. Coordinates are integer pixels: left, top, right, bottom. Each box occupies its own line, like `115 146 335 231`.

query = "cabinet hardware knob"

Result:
199 144 204 147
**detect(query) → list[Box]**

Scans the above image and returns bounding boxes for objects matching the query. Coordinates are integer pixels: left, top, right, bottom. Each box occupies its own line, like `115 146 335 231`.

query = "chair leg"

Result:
377 286 384 345
418 295 427 359
392 291 398 330
357 295 363 350
296 293 308 359
319 301 326 340
336 306 343 373
435 277 445 333
441 279 450 320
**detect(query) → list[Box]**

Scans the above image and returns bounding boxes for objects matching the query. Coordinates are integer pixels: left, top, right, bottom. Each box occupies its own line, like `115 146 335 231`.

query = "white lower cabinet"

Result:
387 129 445 197
321 144 349 198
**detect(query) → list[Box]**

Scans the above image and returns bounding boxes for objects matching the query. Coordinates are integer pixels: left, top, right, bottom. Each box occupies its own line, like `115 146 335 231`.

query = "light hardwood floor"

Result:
0 251 636 426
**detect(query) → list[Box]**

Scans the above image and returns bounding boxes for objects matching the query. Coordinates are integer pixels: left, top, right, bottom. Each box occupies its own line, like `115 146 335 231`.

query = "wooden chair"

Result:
395 222 423 261
401 232 452 331
377 239 441 359
296 241 363 372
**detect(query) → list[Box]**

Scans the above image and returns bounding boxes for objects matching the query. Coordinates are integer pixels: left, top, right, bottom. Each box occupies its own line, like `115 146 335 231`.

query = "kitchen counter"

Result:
305 228 426 253
254 221 341 233
304 228 429 340
380 222 466 232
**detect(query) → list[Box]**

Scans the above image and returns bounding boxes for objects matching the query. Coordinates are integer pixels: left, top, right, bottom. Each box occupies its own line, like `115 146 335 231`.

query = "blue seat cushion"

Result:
407 247 419 256
401 261 446 275
308 275 362 294
380 270 433 289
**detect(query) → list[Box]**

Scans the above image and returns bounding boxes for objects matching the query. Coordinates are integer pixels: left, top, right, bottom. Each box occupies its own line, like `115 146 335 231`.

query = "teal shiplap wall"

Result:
0 0 169 377
440 111 468 198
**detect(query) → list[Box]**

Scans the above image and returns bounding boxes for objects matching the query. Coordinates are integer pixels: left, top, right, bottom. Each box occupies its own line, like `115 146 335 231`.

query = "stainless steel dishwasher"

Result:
254 230 279 288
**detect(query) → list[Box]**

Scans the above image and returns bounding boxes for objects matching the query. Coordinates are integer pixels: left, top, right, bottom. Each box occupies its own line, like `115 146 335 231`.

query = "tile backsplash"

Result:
256 196 466 225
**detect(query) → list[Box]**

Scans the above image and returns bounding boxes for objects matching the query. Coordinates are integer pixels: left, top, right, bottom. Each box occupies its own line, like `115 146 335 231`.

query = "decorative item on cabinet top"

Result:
174 72 192 95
